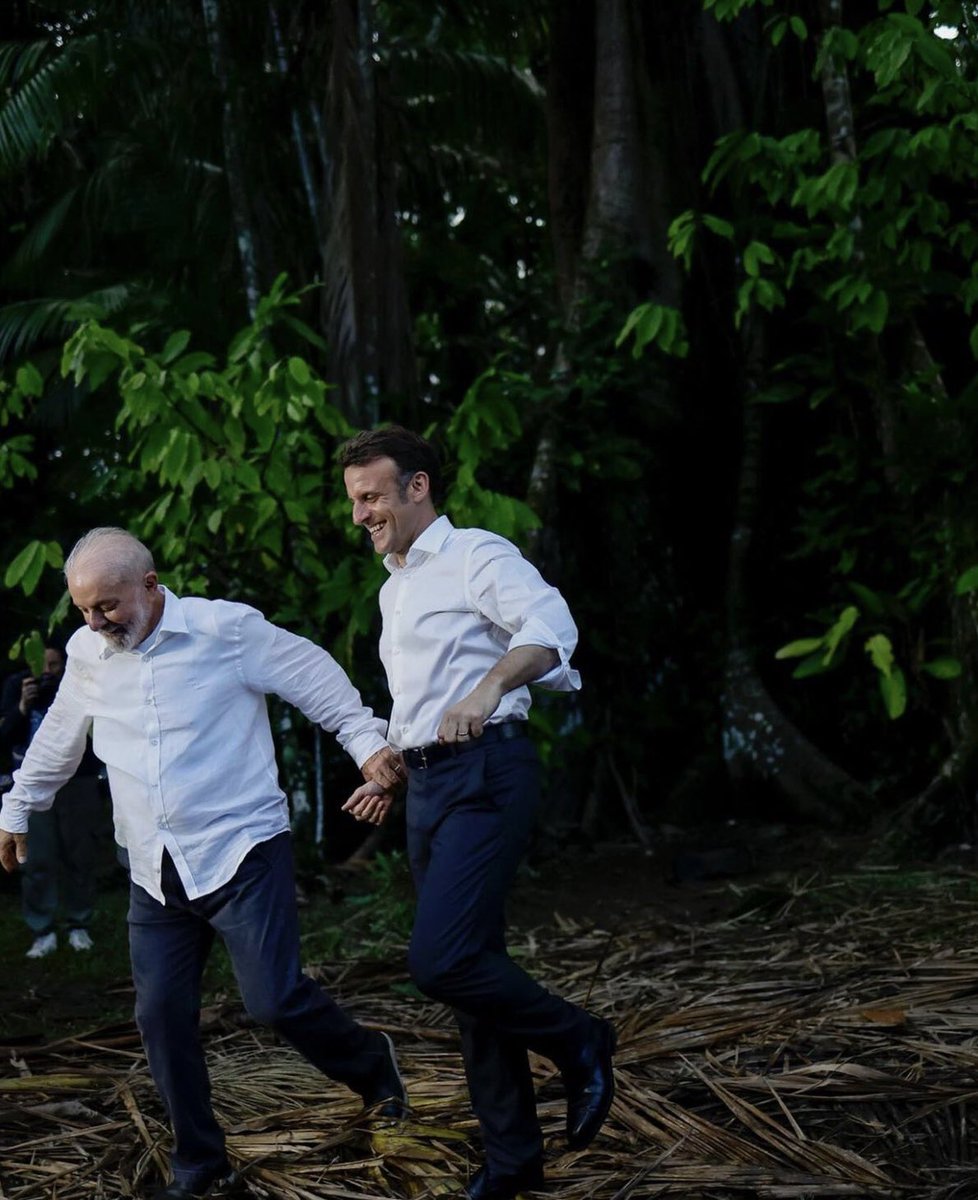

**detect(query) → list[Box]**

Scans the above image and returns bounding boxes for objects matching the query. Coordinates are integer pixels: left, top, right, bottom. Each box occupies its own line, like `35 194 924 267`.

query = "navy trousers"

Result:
406 736 591 1173
128 832 387 1189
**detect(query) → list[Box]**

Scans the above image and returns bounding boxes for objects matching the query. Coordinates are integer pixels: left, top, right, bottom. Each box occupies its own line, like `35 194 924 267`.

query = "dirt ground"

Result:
0 819 887 1040
5 821 978 1199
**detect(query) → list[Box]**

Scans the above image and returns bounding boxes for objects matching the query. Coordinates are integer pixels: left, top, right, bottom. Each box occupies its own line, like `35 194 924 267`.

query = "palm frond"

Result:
3 186 80 282
386 45 545 165
0 284 135 364
0 34 104 173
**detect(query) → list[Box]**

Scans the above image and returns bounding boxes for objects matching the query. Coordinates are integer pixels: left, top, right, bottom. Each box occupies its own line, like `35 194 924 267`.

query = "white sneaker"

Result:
26 931 57 958
68 928 93 952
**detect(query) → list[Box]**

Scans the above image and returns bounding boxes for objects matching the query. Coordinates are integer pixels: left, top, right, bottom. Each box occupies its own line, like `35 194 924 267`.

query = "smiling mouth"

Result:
368 522 386 537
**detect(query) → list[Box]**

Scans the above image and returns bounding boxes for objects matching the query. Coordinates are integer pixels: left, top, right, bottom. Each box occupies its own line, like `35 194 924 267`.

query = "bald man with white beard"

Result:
0 527 407 1200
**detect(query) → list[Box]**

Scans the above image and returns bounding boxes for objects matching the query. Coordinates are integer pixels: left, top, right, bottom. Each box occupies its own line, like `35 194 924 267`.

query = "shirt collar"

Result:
383 514 453 574
97 584 184 659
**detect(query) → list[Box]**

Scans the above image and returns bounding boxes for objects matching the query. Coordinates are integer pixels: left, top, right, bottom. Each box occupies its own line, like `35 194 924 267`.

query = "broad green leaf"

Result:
15 362 43 397
792 652 831 679
162 330 191 364
847 582 885 616
864 633 896 677
22 630 46 677
920 657 962 680
954 565 978 594
879 668 907 719
775 637 824 659
823 605 859 664
4 540 45 591
287 356 311 385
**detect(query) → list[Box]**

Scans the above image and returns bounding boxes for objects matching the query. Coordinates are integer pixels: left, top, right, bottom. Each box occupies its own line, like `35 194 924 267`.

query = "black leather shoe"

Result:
151 1171 245 1199
361 1029 408 1120
464 1160 545 1199
563 1017 617 1150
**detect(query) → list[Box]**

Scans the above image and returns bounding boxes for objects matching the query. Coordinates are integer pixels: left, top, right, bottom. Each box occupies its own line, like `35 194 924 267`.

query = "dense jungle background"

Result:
3 0 978 859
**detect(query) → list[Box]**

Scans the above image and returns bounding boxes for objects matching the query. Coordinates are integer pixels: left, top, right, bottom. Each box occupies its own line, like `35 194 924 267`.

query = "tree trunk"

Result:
268 2 323 246
200 0 262 320
707 9 867 822
722 318 869 824
321 0 415 427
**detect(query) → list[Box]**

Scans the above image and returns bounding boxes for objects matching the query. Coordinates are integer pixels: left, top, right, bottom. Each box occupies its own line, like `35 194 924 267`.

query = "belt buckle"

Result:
419 745 428 769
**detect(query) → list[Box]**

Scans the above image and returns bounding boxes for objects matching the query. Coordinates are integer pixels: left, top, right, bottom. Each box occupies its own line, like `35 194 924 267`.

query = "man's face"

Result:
344 457 429 562
42 648 64 678
68 562 161 651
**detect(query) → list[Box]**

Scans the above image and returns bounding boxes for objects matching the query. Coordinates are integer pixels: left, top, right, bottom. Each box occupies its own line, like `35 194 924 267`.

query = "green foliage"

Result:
444 368 543 542
340 850 415 953
668 1 978 762
0 279 548 670
615 303 689 359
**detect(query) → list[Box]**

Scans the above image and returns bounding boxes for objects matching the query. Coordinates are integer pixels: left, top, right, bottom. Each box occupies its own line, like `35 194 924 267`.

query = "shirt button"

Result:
393 647 401 655
150 739 158 746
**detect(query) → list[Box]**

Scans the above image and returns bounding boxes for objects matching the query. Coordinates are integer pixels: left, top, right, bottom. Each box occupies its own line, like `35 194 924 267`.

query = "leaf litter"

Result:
1 870 977 1198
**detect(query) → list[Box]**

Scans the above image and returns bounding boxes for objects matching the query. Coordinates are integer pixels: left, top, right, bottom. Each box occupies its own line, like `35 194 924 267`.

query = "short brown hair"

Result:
339 425 443 502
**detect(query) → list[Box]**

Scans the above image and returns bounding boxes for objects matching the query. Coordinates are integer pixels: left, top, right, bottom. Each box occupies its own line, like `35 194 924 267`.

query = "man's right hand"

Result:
361 746 405 792
0 830 27 873
18 676 38 716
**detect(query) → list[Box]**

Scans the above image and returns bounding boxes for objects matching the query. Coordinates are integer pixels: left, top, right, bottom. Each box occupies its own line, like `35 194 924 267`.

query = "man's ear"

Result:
409 471 431 502
144 571 159 592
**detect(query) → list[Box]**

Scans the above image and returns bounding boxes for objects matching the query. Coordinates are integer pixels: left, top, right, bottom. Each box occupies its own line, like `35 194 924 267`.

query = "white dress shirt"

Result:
0 587 388 902
380 515 581 750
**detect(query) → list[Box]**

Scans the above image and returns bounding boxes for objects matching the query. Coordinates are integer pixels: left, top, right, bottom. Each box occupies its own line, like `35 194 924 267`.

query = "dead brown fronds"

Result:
2 872 977 1197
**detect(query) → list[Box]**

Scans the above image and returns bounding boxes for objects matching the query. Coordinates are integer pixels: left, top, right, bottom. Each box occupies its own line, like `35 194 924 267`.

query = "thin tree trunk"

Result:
268 2 322 245
322 0 415 427
200 0 262 320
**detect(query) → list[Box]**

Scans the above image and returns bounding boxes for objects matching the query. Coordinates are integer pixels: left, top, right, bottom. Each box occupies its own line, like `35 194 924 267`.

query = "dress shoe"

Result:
361 1030 408 1120
563 1017 617 1150
464 1159 545 1199
151 1170 245 1199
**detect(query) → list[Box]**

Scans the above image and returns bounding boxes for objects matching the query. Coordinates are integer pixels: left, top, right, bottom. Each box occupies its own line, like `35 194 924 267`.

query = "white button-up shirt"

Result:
380 516 581 749
0 587 388 902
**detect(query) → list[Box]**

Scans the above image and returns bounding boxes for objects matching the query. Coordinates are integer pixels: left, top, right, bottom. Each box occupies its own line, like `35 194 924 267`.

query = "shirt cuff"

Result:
0 798 29 835
349 732 392 770
508 629 582 692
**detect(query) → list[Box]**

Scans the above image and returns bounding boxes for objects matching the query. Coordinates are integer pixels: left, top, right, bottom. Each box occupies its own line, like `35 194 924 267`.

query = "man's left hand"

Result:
437 680 503 743
342 781 394 826
361 746 405 791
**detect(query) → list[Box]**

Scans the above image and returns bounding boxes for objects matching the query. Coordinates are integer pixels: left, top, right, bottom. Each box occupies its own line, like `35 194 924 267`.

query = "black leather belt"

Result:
402 720 529 770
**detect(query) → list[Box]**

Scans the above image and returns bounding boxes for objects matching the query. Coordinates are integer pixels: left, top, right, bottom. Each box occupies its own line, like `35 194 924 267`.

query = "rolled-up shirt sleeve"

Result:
0 657 93 833
466 541 582 693
240 607 389 767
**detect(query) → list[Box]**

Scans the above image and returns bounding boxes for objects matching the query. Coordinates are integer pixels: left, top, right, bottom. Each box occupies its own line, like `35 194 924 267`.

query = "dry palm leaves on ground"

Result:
2 869 978 1199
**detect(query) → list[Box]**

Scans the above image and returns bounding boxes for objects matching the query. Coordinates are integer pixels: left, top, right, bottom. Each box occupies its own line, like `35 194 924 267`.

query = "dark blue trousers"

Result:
128 832 386 1189
406 737 591 1173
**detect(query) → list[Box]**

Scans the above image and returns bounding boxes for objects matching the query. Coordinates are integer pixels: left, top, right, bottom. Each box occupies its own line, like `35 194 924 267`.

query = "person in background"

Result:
0 528 407 1200
0 640 104 958
340 427 617 1200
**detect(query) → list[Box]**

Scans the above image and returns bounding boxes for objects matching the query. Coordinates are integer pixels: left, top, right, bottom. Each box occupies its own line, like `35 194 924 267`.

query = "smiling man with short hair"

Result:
341 427 617 1200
